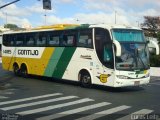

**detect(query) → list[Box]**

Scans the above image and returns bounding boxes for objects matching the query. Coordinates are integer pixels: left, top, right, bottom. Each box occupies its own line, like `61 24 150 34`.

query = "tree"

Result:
4 24 25 31
141 16 160 37
157 31 160 44
4 24 18 29
141 16 160 67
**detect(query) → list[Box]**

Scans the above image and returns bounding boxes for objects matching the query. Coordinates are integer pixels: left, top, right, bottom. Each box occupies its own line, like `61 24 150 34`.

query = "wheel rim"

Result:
81 74 91 87
20 66 28 77
83 76 90 84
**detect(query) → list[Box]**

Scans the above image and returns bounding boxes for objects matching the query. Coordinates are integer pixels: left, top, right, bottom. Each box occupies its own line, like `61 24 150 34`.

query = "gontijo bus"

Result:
2 24 159 87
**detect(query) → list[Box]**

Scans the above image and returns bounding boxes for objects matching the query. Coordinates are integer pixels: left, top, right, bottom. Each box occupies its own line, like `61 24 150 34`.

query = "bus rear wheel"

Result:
13 64 19 76
79 71 92 88
20 65 28 78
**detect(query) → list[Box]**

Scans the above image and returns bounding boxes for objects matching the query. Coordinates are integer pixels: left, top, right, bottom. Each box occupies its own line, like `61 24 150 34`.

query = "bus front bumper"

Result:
113 77 150 87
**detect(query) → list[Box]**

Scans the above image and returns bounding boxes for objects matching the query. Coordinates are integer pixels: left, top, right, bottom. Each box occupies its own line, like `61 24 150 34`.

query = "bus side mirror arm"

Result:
149 40 160 55
113 40 121 57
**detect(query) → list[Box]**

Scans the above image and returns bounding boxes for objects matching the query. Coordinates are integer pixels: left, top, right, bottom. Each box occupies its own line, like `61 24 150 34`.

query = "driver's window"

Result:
104 44 114 69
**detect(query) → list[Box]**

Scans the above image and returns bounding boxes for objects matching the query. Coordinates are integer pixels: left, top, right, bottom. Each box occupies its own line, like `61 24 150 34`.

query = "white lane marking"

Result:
17 98 94 115
0 93 62 106
116 109 153 120
149 83 160 86
1 96 78 111
36 102 111 120
3 92 14 95
0 96 8 99
76 105 131 120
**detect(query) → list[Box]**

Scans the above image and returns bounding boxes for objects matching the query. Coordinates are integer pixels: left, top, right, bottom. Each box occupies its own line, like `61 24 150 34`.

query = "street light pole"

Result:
0 0 20 9
5 12 7 24
115 11 117 24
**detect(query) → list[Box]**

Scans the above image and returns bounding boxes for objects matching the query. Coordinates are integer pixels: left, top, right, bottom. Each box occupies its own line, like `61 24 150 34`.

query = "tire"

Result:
80 71 92 88
20 65 28 78
13 64 19 76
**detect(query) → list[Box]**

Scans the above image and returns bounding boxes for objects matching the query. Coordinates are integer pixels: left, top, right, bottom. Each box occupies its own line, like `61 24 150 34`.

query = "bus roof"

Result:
3 24 142 35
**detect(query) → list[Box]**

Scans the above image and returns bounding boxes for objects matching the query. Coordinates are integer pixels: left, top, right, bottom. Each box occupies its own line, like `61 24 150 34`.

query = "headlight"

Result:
116 75 129 79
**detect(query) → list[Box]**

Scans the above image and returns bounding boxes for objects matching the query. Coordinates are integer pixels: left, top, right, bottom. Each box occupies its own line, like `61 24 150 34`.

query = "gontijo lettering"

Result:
18 50 39 56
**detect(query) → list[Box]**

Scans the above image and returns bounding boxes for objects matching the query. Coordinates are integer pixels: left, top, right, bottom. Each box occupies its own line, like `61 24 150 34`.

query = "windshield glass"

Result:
112 29 145 42
115 43 150 71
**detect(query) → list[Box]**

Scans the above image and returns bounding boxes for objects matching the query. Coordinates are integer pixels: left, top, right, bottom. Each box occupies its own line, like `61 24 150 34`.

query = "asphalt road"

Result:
0 64 160 120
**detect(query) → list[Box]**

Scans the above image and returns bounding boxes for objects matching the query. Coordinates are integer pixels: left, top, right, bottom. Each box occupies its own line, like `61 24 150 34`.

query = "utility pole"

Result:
44 10 47 25
0 0 20 9
5 12 7 24
42 0 52 25
115 11 117 24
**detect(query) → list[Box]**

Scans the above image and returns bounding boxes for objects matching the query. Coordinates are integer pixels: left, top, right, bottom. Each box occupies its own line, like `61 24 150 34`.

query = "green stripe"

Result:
44 48 65 77
52 47 76 79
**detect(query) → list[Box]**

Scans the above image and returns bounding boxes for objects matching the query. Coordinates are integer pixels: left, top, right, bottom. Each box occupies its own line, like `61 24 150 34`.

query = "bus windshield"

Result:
112 29 145 42
115 43 150 71
112 29 150 71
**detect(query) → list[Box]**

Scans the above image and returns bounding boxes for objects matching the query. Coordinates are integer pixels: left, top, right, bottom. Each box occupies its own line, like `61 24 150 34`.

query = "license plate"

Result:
134 81 140 86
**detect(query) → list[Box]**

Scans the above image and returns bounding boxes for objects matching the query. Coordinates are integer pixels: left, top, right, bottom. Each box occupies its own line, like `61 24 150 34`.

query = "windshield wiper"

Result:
136 49 146 69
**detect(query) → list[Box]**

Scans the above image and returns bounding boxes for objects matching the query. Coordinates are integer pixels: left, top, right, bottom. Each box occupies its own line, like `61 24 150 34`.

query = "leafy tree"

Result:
141 16 160 37
141 16 160 67
4 24 25 31
157 31 160 44
4 24 18 29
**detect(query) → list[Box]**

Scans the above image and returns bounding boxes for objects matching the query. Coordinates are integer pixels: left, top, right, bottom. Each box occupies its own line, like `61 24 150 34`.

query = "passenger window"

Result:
3 34 16 46
49 36 60 46
77 29 93 48
16 34 24 46
26 33 35 46
37 32 47 46
62 31 76 46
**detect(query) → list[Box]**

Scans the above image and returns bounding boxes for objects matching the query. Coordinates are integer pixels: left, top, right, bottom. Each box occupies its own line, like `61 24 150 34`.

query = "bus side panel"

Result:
2 47 16 71
62 48 95 82
61 48 104 86
43 47 76 79
62 48 115 86
2 47 55 76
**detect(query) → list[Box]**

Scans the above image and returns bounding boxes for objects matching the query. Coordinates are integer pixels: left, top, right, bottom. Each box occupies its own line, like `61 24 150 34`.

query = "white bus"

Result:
2 24 159 87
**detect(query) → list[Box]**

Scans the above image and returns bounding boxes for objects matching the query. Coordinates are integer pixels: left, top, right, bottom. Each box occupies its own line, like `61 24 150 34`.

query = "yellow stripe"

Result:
2 48 55 76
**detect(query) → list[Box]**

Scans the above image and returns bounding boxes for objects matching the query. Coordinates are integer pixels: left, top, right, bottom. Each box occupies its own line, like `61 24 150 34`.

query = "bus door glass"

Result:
95 28 114 69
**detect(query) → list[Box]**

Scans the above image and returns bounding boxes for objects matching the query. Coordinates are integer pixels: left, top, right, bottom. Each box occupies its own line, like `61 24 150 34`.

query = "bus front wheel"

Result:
79 70 92 88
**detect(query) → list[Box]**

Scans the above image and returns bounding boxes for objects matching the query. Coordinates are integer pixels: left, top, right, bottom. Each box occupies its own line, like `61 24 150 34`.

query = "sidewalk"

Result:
150 67 160 77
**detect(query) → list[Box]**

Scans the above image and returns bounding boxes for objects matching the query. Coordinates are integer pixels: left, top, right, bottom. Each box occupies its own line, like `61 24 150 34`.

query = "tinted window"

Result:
61 30 76 47
95 28 114 69
48 31 60 46
112 29 145 42
26 33 35 46
16 34 25 46
77 29 93 48
36 32 47 46
3 34 16 46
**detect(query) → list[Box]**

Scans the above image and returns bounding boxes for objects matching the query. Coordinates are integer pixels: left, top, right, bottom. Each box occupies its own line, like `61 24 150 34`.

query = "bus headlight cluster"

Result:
116 75 129 79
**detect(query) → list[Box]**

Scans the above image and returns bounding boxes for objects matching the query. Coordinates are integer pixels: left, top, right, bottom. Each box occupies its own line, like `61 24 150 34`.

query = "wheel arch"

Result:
20 63 29 72
13 62 19 69
78 68 93 83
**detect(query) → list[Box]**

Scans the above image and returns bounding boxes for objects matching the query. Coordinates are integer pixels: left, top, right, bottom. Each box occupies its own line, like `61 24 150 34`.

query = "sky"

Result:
0 0 160 28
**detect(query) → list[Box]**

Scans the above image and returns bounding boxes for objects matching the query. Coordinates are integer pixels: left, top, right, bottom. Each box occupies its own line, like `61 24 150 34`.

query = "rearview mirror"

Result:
113 40 121 57
148 40 159 55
